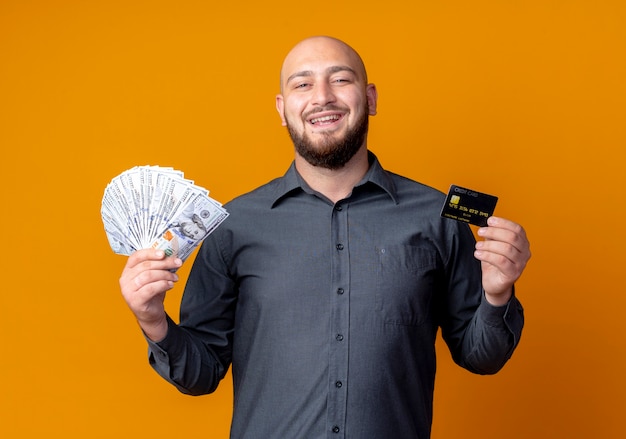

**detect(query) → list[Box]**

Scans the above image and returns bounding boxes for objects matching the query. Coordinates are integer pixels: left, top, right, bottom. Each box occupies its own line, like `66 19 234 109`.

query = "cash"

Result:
101 165 229 262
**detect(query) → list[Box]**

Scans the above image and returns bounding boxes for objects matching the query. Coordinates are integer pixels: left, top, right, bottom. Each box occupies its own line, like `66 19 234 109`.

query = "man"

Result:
120 36 531 438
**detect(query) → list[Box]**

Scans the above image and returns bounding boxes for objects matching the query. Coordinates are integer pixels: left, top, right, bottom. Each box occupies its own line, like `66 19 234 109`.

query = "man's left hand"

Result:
474 216 531 306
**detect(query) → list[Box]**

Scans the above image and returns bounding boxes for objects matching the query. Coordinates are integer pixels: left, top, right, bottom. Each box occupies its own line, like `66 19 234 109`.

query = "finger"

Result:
126 248 167 269
120 255 182 299
124 252 183 276
474 241 528 280
478 218 529 255
486 216 526 234
135 256 183 275
475 240 521 265
132 268 179 291
120 269 178 313
475 251 520 286
475 240 529 281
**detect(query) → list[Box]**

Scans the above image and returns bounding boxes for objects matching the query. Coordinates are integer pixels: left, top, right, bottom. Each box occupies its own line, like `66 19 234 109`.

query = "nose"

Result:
311 81 336 107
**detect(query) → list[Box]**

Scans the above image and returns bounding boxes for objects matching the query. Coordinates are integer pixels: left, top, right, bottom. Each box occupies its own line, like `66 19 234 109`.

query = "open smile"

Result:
307 112 345 127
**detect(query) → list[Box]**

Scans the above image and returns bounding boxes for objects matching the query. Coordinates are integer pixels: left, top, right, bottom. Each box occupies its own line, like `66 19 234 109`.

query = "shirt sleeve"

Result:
438 221 525 375
146 231 237 395
461 291 524 374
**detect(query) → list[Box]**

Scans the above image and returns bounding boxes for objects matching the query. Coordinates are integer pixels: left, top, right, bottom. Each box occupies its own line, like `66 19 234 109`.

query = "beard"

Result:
286 105 369 170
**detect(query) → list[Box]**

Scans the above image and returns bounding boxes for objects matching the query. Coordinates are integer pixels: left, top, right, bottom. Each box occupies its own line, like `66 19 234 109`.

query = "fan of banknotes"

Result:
101 165 229 262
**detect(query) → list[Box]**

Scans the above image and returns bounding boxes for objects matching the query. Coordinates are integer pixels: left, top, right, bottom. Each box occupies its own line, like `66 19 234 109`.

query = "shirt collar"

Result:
270 151 399 208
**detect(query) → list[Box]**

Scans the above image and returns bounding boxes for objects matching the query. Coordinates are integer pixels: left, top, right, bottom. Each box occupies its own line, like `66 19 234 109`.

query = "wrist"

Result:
484 288 513 306
140 315 169 342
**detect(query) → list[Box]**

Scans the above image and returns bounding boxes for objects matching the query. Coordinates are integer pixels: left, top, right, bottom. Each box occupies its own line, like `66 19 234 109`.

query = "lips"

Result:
310 114 340 124
308 112 344 126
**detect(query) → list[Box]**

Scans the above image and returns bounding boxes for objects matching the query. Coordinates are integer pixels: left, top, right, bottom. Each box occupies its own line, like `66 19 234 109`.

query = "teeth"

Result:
310 114 340 124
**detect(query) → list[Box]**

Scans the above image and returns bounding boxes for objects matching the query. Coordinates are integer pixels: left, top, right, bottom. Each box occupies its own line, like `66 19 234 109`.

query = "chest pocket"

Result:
376 245 438 326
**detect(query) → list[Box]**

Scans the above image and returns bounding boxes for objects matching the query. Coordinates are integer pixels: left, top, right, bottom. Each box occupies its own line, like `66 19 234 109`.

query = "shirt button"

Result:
335 205 343 211
335 381 343 388
337 288 344 295
336 334 344 341
332 426 340 433
336 243 344 250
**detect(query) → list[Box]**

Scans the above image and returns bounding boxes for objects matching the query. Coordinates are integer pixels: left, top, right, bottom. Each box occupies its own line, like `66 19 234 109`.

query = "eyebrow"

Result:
286 65 357 85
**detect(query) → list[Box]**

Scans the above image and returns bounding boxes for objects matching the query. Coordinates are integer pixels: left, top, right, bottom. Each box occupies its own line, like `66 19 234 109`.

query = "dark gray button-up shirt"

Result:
148 152 524 439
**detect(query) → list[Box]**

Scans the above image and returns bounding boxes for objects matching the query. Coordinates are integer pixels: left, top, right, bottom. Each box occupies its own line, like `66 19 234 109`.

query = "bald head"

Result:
279 36 368 93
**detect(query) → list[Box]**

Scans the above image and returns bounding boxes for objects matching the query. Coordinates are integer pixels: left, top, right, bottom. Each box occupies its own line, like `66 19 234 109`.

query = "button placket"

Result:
327 202 349 438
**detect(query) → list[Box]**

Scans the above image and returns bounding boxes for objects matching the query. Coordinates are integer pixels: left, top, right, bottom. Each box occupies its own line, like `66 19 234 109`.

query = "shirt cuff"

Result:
145 315 182 364
476 287 524 340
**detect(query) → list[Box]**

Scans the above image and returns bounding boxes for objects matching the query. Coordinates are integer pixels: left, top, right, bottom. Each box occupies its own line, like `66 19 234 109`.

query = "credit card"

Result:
440 184 498 227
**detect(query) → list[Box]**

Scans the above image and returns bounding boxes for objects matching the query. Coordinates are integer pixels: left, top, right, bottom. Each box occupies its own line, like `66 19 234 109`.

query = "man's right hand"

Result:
119 249 183 342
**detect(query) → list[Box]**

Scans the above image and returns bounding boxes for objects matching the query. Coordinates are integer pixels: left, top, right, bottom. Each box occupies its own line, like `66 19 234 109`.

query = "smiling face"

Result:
276 37 378 169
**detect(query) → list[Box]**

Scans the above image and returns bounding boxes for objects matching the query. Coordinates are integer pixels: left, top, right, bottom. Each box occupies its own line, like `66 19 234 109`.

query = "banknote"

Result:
101 166 228 262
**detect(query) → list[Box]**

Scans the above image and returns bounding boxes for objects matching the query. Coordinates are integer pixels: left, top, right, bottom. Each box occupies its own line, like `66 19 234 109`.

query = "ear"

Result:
276 94 287 126
366 84 378 116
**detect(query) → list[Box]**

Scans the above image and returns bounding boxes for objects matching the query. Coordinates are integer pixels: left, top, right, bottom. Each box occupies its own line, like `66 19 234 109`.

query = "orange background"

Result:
1 1 624 438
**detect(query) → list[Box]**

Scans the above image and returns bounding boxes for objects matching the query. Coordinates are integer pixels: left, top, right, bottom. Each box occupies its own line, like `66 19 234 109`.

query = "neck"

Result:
295 147 370 203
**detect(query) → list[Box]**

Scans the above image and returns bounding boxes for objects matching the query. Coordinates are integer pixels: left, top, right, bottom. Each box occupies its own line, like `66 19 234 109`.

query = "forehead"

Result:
281 38 366 85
